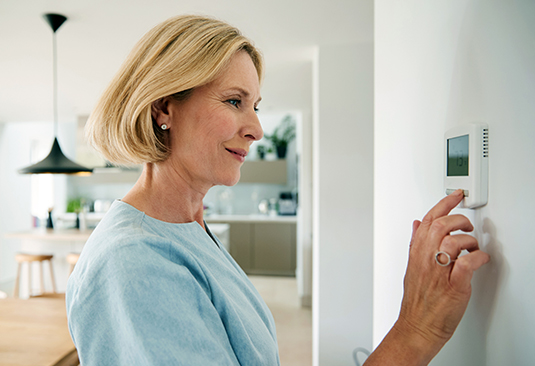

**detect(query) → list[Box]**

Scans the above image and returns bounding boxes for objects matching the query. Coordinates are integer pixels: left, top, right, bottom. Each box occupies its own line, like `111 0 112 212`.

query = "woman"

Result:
66 15 490 365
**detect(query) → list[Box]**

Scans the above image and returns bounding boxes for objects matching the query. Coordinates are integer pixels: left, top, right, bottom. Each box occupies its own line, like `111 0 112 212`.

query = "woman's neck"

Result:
122 163 208 228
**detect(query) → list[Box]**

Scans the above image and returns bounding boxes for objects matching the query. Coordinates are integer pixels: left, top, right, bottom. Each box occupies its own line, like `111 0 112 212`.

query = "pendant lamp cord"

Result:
52 30 58 137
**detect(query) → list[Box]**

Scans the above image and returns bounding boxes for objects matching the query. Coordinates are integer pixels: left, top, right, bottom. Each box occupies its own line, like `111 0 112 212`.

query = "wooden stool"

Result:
66 253 81 275
13 254 56 299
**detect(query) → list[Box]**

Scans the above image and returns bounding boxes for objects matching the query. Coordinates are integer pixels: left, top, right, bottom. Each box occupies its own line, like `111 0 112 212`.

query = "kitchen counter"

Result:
205 214 297 224
4 228 93 242
4 229 92 296
4 225 233 295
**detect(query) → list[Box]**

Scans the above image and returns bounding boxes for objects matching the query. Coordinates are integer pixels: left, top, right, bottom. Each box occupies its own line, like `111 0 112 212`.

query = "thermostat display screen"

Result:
447 135 469 176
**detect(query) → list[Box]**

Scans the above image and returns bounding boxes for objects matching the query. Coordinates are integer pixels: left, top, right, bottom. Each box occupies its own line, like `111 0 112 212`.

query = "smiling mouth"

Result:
225 148 248 158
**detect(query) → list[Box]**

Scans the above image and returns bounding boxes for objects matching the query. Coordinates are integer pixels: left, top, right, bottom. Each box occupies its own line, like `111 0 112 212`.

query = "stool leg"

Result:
13 262 22 299
28 262 32 297
48 259 57 294
39 261 45 295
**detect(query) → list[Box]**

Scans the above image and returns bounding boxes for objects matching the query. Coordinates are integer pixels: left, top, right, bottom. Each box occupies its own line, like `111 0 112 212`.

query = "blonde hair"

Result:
85 15 263 165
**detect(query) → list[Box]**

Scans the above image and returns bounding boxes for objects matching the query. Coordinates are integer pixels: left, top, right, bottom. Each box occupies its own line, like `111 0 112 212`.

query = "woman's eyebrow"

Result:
226 87 262 103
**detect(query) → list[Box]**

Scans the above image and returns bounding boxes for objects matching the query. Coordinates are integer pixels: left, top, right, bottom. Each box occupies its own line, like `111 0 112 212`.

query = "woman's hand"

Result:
365 190 490 365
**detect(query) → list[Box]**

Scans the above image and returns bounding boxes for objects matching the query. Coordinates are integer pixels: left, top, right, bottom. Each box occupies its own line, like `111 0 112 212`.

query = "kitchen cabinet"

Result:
250 222 296 276
227 223 253 271
206 218 297 276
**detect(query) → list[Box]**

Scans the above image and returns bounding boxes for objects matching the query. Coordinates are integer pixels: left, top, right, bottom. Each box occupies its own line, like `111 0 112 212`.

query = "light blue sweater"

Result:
66 200 280 365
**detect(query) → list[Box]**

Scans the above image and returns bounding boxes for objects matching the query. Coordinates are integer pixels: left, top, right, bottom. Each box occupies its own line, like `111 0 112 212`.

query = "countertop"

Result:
5 225 231 242
4 228 94 242
204 214 297 223
4 217 290 243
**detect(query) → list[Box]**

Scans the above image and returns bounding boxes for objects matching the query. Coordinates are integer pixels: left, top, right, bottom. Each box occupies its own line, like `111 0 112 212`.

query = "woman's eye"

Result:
227 99 240 108
254 106 259 114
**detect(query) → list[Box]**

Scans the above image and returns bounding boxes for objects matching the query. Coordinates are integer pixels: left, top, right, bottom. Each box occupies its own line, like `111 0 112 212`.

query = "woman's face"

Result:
159 51 263 191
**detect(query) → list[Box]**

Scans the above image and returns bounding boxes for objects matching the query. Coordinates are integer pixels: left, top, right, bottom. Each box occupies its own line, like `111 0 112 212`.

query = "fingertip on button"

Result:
445 189 469 197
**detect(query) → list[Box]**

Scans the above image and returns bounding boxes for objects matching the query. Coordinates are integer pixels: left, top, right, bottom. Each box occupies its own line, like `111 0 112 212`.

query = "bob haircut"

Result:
85 15 263 165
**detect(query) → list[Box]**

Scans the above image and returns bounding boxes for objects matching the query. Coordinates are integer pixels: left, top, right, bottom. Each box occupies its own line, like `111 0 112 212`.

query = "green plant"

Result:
67 198 86 213
257 145 267 159
265 115 296 148
66 198 81 213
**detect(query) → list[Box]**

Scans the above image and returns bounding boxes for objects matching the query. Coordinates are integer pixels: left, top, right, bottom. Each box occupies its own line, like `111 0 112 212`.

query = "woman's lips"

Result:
225 148 247 162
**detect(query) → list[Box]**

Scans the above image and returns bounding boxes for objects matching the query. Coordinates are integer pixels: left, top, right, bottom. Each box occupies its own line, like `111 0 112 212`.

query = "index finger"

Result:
421 189 464 226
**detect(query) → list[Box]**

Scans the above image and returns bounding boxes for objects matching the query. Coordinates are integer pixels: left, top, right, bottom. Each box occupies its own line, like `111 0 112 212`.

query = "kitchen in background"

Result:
63 112 301 276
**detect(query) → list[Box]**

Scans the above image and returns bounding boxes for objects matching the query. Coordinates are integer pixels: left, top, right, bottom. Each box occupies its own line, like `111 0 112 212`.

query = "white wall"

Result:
375 1 535 365
0 123 30 285
0 122 48 284
0 122 47 284
313 42 374 365
0 121 75 285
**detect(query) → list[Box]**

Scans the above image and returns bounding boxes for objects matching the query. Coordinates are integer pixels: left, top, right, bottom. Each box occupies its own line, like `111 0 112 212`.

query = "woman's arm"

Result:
365 190 490 365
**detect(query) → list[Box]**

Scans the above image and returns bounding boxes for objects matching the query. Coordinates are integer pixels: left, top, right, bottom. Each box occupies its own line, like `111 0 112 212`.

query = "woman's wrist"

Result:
364 319 445 366
393 318 446 363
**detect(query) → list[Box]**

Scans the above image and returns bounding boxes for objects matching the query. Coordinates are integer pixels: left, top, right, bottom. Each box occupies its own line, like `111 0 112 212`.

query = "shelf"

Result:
239 159 287 184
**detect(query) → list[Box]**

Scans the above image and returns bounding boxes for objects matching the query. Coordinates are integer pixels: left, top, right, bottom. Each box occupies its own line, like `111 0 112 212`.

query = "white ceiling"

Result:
0 0 372 123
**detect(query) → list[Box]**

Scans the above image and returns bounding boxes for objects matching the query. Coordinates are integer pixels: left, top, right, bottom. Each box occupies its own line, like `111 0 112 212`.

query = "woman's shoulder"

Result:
92 200 144 235
67 202 210 303
74 200 212 281
87 200 183 250
81 201 170 264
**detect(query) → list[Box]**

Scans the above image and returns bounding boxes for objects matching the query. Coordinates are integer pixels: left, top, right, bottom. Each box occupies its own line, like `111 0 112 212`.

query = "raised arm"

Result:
365 189 490 365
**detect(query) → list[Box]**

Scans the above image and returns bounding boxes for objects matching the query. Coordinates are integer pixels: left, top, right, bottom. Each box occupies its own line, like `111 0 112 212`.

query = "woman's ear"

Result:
151 97 171 128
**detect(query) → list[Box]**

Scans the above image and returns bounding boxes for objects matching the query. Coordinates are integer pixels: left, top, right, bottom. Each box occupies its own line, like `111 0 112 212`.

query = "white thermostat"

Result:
444 123 489 209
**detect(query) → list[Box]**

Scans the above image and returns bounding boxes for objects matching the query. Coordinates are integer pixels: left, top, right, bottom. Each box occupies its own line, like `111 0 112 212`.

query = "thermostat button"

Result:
445 189 469 197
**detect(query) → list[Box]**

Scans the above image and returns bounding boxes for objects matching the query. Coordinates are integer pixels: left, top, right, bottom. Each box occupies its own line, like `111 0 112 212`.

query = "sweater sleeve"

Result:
66 240 240 366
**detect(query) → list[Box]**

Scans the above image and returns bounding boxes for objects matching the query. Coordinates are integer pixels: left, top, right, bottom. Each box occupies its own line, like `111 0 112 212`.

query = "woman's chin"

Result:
219 172 241 187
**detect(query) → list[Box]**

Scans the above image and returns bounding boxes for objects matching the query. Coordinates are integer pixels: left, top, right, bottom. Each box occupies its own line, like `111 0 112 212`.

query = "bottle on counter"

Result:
46 208 54 229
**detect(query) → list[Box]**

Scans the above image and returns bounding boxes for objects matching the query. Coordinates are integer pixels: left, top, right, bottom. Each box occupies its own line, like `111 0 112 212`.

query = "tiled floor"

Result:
248 275 312 366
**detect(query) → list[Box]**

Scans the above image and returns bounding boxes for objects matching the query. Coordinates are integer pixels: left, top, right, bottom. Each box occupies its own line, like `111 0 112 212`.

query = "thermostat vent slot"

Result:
482 129 489 158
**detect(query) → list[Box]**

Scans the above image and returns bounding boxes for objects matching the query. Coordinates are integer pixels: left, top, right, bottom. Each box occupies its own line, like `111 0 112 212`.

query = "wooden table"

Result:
0 294 78 366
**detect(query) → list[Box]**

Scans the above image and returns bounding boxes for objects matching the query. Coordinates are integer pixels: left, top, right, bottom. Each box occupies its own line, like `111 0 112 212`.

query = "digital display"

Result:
447 135 469 176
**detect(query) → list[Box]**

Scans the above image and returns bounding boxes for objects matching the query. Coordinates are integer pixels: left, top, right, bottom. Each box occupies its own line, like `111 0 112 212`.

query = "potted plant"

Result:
67 198 86 229
265 114 296 159
256 145 266 160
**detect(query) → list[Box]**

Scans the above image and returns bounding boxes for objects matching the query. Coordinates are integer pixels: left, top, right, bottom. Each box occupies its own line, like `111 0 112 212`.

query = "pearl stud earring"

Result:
161 124 168 130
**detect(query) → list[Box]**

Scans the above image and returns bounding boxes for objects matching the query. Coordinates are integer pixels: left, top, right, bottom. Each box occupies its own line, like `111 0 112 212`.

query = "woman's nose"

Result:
242 111 264 141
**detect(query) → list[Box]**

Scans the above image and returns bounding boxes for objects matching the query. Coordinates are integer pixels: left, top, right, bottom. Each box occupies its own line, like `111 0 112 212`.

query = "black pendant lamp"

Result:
19 13 92 175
